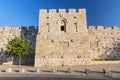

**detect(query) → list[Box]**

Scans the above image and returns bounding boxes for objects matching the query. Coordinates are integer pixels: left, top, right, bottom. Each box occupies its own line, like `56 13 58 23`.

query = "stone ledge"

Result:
2 61 13 66
91 61 120 65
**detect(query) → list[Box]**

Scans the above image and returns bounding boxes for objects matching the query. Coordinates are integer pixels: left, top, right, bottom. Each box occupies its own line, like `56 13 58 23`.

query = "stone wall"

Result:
35 55 91 67
35 9 120 67
0 26 37 65
88 26 120 60
35 9 91 67
0 9 120 67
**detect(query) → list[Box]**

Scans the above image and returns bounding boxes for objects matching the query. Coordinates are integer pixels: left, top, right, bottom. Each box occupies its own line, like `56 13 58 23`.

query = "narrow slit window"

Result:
76 26 78 32
47 23 50 32
74 22 78 32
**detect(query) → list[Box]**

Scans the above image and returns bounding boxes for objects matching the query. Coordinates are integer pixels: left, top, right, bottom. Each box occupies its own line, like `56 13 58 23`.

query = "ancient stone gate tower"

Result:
35 9 91 67
0 8 119 66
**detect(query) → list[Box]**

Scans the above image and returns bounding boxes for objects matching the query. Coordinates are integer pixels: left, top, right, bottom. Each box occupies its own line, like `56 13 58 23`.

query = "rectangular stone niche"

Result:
59 41 69 47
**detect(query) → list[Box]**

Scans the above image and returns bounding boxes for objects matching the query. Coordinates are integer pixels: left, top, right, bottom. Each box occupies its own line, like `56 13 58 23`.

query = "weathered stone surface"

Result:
50 68 56 73
6 68 12 73
85 69 91 75
103 68 110 74
35 9 91 67
67 68 72 73
34 9 120 67
21 68 25 73
36 68 40 73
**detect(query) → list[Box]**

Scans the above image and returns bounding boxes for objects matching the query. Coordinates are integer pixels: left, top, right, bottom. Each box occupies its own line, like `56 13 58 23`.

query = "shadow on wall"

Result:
13 26 38 66
0 50 13 65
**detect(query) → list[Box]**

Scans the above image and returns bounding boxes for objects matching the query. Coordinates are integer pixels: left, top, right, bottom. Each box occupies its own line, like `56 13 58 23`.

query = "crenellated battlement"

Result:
0 26 119 32
59 9 66 13
88 26 120 34
68 9 76 13
0 26 37 31
49 9 57 13
0 26 20 31
39 9 86 14
88 26 120 30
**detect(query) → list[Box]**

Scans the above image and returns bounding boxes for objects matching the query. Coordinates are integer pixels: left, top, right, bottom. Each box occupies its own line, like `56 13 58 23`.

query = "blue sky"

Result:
0 0 120 27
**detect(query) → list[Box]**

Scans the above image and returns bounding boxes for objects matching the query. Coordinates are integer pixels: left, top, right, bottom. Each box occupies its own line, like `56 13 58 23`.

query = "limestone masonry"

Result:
0 26 37 65
0 9 120 67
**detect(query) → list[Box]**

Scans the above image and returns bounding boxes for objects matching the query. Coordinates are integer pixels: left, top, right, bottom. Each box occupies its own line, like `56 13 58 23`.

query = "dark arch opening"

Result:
60 20 66 32
61 26 65 32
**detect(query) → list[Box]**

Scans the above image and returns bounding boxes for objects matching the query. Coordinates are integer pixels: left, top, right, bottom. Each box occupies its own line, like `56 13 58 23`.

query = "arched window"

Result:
60 20 66 32
57 17 67 32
